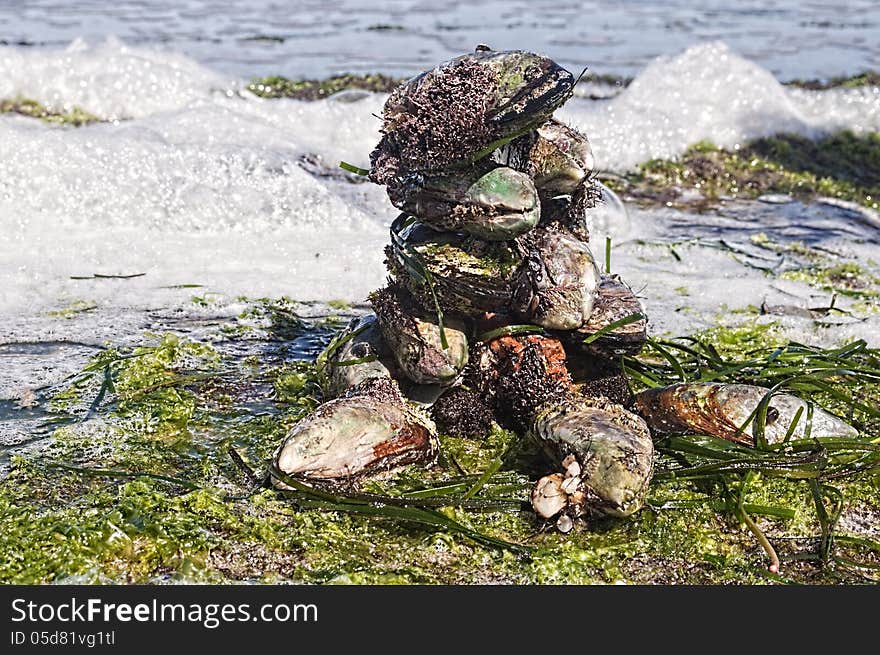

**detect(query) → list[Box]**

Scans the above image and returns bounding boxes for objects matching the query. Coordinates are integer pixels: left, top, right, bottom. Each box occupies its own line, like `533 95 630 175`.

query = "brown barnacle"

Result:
531 473 568 519
272 377 437 484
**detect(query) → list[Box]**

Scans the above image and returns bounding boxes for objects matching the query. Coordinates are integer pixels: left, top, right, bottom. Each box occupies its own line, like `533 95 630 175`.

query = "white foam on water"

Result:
559 42 880 171
0 41 394 312
0 36 239 120
0 38 878 349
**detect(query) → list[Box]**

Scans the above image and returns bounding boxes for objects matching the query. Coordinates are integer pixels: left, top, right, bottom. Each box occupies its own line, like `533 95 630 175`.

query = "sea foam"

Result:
0 39 878 323
559 42 880 170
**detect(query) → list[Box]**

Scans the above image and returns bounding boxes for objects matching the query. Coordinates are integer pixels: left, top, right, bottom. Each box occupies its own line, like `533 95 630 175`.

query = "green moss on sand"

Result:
785 70 880 90
0 97 102 126
620 131 880 211
2 306 878 585
48 299 99 319
781 262 880 299
247 74 402 100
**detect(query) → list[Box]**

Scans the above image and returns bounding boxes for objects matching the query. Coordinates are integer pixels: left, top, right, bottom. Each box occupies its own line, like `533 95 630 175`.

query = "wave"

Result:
0 38 878 314
559 42 880 170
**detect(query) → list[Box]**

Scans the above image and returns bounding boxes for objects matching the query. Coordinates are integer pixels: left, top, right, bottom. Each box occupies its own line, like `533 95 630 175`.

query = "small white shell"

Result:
561 476 582 495
556 514 574 533
562 454 580 476
531 473 568 519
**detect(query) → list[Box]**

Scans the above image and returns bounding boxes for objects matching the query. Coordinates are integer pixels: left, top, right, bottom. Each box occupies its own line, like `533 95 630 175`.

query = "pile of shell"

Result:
273 48 858 532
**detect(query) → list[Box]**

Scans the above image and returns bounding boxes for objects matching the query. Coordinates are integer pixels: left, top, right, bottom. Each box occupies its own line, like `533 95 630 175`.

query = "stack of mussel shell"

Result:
272 48 859 533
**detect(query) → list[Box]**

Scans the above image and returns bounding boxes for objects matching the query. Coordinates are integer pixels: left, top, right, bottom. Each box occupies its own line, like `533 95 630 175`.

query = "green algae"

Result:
750 232 820 258
247 74 402 100
48 299 98 319
419 240 522 279
744 232 880 311
781 263 880 299
2 305 878 585
583 71 631 87
233 70 632 103
0 97 102 126
620 131 880 211
785 70 880 90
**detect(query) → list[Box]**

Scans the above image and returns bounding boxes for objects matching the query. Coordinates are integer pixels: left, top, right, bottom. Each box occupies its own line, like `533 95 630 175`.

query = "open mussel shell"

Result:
388 214 521 318
323 314 399 397
371 284 469 386
272 378 437 483
370 48 575 184
499 119 594 197
531 396 654 518
388 164 540 241
633 382 859 445
511 225 601 330
557 274 647 359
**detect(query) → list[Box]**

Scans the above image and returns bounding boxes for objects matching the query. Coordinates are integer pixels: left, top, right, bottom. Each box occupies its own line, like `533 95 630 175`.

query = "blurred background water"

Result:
1 0 879 79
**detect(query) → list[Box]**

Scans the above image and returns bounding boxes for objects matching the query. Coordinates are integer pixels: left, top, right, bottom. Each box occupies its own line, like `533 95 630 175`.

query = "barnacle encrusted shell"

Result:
370 49 575 184
387 215 522 317
511 225 601 330
471 333 572 429
500 119 594 196
370 284 469 386
633 383 859 445
273 377 437 483
531 396 654 518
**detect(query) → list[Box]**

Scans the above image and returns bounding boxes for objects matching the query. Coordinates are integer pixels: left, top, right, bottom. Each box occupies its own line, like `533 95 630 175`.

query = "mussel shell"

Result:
531 396 654 518
273 378 437 482
557 274 647 359
388 164 540 241
388 214 521 317
500 119 594 196
324 314 399 397
537 176 603 243
370 49 575 183
371 285 469 386
511 225 601 330
633 383 859 445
